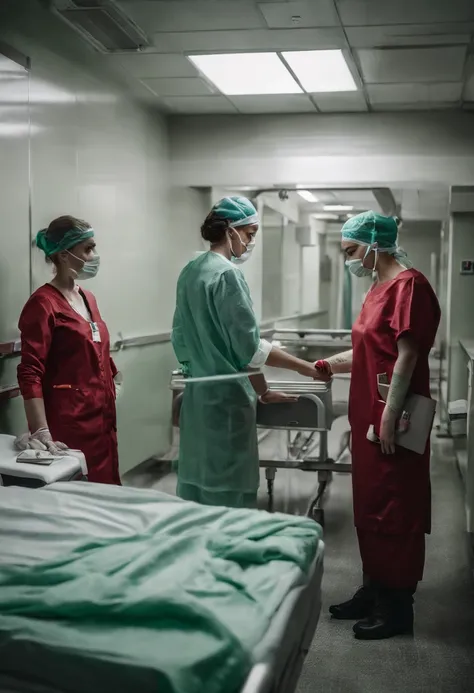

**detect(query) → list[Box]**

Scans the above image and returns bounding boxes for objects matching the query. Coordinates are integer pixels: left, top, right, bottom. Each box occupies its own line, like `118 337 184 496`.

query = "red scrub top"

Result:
349 269 440 535
17 284 120 485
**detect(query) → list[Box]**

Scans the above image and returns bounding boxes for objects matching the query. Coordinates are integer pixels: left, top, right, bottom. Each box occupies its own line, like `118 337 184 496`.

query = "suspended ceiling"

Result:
105 0 474 114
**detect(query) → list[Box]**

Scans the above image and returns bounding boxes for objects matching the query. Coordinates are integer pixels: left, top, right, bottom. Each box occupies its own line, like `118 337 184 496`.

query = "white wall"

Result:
400 222 442 285
0 1 178 473
281 221 301 317
170 113 474 188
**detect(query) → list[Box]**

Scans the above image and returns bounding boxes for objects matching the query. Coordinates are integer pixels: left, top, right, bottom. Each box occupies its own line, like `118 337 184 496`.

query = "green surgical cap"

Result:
36 226 94 257
341 210 398 249
212 196 259 228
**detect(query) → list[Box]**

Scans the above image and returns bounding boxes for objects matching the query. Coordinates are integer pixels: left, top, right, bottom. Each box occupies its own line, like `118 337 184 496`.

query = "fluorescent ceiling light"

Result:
324 204 354 212
188 53 302 95
312 213 339 221
282 50 357 93
298 190 318 203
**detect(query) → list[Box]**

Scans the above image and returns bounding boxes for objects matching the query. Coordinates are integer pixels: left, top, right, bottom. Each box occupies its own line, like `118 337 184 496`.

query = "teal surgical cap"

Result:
341 210 398 249
36 226 94 257
212 196 259 228
341 210 412 268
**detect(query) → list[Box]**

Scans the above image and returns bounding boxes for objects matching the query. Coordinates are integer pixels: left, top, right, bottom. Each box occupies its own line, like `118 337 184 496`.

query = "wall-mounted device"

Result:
460 260 474 275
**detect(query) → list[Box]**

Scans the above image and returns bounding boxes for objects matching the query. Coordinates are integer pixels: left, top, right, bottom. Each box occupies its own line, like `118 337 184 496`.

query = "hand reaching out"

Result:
259 391 299 404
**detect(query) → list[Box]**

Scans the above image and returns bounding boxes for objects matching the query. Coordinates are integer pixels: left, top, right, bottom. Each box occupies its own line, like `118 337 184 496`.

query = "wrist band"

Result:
259 389 270 403
315 360 332 375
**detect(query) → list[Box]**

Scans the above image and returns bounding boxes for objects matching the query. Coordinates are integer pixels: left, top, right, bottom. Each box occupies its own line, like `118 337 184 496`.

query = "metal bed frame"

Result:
170 375 351 526
255 379 351 526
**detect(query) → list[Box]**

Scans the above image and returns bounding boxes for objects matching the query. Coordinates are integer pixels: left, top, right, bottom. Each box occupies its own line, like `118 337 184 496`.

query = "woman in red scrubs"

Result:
316 211 440 641
16 215 121 485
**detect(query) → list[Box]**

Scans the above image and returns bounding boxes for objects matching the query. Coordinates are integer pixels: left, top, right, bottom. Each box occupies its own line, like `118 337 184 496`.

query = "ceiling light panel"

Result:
282 50 357 92
298 190 318 203
324 204 354 211
188 53 302 95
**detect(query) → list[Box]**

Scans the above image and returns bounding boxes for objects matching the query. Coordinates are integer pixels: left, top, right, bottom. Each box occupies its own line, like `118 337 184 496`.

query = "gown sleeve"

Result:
389 276 440 351
17 295 56 400
171 304 190 375
214 269 265 370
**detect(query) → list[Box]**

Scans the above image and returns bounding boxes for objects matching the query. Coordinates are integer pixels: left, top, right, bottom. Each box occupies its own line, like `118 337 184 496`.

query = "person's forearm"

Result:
326 350 353 374
266 346 312 374
386 338 418 415
24 398 48 433
248 372 269 397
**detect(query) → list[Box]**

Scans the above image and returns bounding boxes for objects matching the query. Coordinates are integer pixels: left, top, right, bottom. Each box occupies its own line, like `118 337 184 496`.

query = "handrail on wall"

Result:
0 385 20 403
0 340 21 357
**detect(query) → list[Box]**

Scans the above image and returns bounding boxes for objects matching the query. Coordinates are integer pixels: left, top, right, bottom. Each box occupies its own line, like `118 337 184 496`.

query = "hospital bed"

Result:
0 481 324 693
171 346 352 527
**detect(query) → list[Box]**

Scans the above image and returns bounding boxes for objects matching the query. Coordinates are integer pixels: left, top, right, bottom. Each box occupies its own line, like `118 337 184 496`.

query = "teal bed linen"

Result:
0 483 322 693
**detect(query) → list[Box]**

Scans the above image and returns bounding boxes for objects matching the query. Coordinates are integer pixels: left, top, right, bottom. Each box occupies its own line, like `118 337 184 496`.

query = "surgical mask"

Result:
229 230 255 265
67 250 101 280
345 244 377 278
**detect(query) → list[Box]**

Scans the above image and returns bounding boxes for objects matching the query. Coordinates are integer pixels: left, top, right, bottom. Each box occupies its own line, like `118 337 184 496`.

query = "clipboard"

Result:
367 374 436 455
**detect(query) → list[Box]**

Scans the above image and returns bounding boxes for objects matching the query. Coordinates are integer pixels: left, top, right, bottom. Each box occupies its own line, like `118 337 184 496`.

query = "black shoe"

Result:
353 588 414 640
329 586 375 620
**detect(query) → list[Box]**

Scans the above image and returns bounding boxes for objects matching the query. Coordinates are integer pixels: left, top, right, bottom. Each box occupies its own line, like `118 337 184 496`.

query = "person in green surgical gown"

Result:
172 196 320 509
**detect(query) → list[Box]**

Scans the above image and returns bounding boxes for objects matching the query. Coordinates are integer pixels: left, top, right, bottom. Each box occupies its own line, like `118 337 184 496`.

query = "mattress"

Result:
0 483 323 693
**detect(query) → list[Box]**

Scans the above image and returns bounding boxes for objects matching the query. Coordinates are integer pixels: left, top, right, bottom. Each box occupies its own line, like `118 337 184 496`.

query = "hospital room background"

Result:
1 1 474 691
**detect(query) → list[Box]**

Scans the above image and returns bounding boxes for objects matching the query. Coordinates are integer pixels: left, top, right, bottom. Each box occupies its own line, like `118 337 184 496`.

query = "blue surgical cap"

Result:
341 210 398 249
341 210 413 269
212 196 259 228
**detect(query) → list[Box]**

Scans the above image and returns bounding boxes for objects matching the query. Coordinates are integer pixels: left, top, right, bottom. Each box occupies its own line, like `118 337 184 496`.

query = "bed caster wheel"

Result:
308 506 324 527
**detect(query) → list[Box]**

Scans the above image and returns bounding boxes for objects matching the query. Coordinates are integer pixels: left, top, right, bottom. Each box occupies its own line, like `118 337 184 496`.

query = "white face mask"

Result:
67 250 101 280
345 245 377 278
229 229 255 265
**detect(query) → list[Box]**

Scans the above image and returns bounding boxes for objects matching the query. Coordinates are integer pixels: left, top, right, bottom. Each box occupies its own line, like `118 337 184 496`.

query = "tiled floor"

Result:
125 427 474 693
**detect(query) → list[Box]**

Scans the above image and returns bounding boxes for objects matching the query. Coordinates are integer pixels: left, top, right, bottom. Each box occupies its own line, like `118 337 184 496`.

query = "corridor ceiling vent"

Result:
50 0 150 53
188 50 358 96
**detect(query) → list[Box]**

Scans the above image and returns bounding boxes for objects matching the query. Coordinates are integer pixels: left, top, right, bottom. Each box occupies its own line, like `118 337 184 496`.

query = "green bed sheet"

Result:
0 483 322 693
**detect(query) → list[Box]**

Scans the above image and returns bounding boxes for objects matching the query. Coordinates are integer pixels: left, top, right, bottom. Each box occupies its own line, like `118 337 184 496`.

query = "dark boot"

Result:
353 587 415 640
329 584 376 620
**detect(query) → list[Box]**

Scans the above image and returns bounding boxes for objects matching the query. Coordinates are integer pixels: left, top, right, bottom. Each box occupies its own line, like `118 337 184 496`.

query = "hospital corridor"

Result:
1 1 474 692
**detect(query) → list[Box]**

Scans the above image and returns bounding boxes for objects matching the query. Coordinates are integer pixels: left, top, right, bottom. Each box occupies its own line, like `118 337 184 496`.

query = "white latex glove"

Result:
114 372 123 399
30 427 69 456
14 432 47 452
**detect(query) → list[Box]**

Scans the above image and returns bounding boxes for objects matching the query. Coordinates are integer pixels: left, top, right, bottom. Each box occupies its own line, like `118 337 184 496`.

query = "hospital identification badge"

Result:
90 322 101 343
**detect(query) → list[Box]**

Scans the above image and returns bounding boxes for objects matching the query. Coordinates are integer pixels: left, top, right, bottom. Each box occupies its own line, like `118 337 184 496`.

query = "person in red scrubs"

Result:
16 215 121 485
316 211 440 641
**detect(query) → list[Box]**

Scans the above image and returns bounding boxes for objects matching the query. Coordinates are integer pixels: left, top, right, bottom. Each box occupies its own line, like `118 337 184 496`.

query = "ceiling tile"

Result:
346 24 474 48
141 77 217 97
151 28 345 52
367 82 463 107
258 1 339 28
464 56 474 101
358 47 467 84
229 95 317 114
121 1 266 33
108 53 198 79
313 91 368 112
337 0 474 26
162 96 238 114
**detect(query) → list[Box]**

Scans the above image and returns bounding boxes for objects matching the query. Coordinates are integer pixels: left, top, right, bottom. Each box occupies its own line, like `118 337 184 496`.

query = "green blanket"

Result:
0 495 321 693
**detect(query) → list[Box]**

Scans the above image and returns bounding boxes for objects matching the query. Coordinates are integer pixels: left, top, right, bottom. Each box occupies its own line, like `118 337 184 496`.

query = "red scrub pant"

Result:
357 529 426 589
